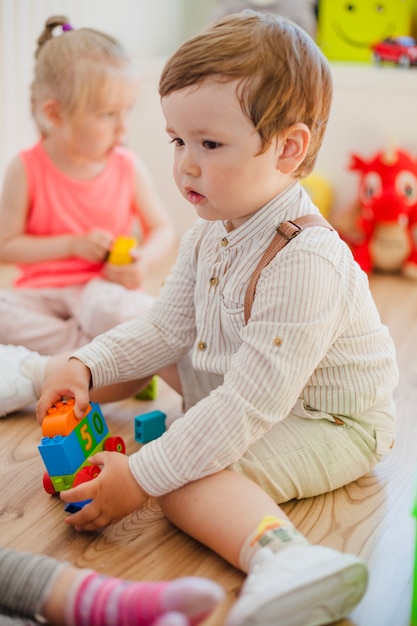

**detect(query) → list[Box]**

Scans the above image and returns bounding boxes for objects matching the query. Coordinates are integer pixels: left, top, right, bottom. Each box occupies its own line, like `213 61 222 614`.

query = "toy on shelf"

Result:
334 147 417 277
301 172 333 220
134 410 166 444
317 0 411 62
38 400 126 513
371 35 417 67
107 236 138 265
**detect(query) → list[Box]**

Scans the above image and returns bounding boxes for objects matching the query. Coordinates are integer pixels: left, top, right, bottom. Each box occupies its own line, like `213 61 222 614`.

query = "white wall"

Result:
315 63 417 215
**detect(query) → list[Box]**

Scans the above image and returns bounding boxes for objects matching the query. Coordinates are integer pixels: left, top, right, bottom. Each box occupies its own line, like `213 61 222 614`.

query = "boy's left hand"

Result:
60 452 147 531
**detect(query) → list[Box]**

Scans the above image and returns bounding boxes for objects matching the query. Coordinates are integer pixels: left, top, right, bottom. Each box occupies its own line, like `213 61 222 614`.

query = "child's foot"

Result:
151 613 190 626
225 544 368 626
0 344 39 416
160 577 225 624
68 572 225 626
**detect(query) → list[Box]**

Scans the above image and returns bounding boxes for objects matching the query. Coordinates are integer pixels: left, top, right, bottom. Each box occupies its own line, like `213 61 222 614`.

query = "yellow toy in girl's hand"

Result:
107 236 138 265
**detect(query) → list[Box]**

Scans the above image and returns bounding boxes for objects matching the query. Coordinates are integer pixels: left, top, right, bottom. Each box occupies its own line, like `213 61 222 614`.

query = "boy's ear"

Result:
42 99 63 126
276 123 311 174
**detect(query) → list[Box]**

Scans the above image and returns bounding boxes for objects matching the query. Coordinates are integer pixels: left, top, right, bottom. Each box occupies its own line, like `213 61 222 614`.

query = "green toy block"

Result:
412 476 417 625
317 0 412 62
134 376 158 401
134 410 166 443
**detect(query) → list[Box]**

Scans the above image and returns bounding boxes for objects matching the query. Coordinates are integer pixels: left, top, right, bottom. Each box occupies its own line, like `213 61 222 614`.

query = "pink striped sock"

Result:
72 572 170 626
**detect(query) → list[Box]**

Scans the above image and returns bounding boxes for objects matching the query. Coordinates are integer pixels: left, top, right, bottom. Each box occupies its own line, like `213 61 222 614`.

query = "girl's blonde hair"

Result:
32 16 132 135
159 11 332 178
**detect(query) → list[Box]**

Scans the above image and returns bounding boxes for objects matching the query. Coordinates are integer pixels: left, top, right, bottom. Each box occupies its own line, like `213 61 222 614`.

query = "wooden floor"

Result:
1 267 416 626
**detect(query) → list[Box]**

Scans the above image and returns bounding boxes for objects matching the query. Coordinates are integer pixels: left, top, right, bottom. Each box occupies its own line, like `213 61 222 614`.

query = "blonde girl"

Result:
0 16 176 355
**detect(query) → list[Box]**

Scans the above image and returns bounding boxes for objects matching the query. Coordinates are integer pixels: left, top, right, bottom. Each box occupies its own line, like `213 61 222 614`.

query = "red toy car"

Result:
371 36 417 67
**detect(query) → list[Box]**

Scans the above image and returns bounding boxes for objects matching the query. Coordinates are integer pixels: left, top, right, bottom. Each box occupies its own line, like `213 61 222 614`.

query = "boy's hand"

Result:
60 452 147 531
36 358 91 423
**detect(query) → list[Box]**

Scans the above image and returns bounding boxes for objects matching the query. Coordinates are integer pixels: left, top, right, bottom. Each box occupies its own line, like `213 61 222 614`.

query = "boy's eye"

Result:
203 140 220 150
170 137 184 147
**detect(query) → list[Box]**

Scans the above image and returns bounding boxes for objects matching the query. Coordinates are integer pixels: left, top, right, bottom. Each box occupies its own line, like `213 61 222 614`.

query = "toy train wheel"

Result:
73 465 101 487
43 472 58 495
104 436 126 454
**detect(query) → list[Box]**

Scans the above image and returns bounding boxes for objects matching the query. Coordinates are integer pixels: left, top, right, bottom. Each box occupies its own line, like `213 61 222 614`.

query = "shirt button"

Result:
209 276 219 286
221 237 229 247
273 336 282 346
197 341 207 351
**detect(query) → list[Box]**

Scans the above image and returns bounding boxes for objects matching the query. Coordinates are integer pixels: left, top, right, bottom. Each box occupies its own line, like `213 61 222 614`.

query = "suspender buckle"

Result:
275 220 302 240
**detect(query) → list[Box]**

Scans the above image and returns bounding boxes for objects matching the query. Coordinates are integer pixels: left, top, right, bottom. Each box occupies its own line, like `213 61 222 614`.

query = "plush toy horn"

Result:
349 154 368 171
381 144 398 166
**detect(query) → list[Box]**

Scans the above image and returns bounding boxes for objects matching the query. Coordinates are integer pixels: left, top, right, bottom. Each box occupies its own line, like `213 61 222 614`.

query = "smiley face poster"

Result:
317 0 412 62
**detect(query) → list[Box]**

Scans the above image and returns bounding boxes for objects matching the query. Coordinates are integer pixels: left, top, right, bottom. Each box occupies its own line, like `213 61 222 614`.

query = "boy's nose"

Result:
178 151 200 177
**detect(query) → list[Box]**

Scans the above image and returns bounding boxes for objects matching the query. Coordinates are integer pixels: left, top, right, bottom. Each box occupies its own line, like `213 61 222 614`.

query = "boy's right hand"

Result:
72 229 113 262
36 358 92 424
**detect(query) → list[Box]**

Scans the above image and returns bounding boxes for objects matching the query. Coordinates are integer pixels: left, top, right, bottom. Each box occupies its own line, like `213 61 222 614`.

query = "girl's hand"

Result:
36 358 91 423
72 229 113 262
60 452 147 531
104 247 149 289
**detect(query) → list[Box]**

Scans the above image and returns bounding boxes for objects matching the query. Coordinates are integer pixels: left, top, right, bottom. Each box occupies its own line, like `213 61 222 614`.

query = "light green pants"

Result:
178 360 395 502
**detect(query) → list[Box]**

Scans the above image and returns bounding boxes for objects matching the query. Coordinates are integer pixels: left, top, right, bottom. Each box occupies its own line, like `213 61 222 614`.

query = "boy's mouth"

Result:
186 189 205 204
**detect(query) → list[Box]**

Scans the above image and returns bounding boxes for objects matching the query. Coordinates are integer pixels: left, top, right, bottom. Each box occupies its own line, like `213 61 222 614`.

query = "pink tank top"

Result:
16 142 137 288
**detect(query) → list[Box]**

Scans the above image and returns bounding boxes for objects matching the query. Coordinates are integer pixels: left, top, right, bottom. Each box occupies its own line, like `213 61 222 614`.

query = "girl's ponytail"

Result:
35 15 72 57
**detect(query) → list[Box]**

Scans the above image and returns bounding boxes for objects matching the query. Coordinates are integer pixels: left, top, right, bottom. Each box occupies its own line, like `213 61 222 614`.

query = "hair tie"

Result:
62 23 73 32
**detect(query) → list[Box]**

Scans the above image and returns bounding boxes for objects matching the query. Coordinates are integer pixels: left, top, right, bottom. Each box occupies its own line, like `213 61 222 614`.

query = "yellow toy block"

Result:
107 236 138 265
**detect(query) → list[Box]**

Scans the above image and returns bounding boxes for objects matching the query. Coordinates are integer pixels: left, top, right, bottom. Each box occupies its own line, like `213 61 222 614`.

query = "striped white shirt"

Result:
75 182 398 496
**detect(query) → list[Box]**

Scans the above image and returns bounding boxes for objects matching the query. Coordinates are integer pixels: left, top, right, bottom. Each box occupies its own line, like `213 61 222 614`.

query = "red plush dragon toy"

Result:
335 147 417 277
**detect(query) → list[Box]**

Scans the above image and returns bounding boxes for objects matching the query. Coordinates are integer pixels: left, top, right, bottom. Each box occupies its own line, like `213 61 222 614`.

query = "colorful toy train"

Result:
38 399 126 513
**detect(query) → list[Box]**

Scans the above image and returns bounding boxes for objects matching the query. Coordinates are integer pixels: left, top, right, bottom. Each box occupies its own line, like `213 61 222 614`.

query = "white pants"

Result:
0 279 154 355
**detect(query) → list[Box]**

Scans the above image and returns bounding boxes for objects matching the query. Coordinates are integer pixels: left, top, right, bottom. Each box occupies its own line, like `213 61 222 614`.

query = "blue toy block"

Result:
39 432 86 476
134 410 166 443
64 499 92 514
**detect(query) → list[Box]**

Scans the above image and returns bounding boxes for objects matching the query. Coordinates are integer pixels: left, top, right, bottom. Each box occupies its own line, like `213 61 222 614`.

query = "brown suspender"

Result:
243 214 334 324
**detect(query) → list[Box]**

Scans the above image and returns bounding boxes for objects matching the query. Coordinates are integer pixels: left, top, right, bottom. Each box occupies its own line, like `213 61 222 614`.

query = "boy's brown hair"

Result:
159 10 332 178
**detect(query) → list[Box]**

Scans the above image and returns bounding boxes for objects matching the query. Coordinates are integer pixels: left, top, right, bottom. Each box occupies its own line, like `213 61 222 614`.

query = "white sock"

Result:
21 353 49 399
239 515 310 573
